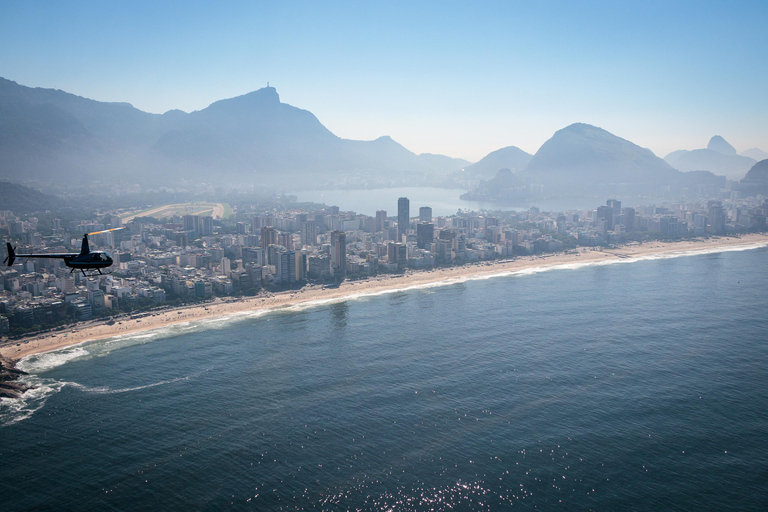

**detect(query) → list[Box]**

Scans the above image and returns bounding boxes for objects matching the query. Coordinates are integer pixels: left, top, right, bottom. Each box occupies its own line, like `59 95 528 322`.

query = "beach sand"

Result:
2 233 767 365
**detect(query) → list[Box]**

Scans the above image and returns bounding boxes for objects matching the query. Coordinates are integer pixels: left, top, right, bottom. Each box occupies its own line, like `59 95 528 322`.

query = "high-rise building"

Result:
277 251 297 284
660 216 680 237
557 215 567 235
261 226 277 250
596 205 614 230
198 216 213 236
398 197 410 240
375 210 388 233
278 232 293 250
267 244 283 266
300 221 317 246
314 213 326 234
242 247 264 266
182 215 197 232
88 289 106 314
295 251 307 282
308 255 331 281
387 242 407 268
621 207 635 231
419 206 432 223
607 199 622 216
416 222 434 249
708 203 725 234
330 230 347 280
245 263 262 289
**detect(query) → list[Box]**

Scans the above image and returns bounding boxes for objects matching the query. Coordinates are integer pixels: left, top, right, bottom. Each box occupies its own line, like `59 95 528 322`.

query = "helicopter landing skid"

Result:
71 268 112 277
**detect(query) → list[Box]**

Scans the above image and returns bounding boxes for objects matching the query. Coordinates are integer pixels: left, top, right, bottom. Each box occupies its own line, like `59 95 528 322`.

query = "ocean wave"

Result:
67 374 192 395
17 346 91 373
0 375 67 427
0 365 208 426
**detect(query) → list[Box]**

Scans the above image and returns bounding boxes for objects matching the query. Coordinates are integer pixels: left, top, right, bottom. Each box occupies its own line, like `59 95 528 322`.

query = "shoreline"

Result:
2 233 767 367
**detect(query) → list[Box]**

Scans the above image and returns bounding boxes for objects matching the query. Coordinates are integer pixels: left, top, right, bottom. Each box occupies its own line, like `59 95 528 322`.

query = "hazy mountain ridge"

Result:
664 136 756 180
741 148 768 161
459 146 532 181
0 78 467 187
0 78 752 198
0 181 67 214
463 124 726 202
417 153 472 172
521 123 683 194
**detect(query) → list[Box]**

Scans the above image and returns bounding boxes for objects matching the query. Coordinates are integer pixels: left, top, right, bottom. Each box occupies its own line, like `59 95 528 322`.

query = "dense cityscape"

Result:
1 193 766 338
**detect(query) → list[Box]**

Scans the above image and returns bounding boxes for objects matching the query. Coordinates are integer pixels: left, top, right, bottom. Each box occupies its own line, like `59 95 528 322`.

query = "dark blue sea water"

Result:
2 245 767 511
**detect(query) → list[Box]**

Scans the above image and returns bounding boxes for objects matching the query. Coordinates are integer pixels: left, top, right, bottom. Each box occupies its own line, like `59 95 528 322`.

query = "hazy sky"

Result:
2 0 766 162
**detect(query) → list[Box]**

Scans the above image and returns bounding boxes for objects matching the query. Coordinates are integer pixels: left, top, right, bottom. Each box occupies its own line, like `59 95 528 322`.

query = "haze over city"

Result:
2 0 766 161
3 2 768 511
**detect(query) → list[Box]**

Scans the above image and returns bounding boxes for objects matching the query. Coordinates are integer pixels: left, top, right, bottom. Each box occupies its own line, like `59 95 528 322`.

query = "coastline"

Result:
2 233 767 366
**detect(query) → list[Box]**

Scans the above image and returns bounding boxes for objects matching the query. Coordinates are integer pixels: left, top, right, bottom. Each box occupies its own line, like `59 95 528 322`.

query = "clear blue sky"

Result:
2 0 766 161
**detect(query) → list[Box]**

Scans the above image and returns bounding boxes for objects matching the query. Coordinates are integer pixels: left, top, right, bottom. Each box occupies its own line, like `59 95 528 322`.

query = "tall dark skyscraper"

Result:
330 230 347 280
398 197 409 241
607 199 622 216
621 207 635 231
416 222 434 249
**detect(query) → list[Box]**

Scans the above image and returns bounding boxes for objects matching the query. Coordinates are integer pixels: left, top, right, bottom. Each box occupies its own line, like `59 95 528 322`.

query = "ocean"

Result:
1 245 767 511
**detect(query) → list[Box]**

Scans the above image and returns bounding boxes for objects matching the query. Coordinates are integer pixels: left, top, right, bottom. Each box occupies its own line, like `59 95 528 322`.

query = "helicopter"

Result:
4 227 124 276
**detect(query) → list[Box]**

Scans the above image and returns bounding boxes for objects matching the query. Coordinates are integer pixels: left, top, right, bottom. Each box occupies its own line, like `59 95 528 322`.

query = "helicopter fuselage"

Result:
64 251 114 270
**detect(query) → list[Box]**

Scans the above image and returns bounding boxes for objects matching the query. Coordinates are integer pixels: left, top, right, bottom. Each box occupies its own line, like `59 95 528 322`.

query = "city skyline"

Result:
2 1 767 161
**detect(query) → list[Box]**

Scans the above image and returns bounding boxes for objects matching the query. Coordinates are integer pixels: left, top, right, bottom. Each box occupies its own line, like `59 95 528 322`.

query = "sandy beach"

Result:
2 233 767 366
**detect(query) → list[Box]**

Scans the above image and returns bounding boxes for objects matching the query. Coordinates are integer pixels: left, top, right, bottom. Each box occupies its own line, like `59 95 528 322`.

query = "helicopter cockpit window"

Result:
96 253 109 261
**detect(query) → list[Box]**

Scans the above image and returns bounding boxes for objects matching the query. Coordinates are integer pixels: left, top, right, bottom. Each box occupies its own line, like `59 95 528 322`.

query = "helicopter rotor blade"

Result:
87 227 126 236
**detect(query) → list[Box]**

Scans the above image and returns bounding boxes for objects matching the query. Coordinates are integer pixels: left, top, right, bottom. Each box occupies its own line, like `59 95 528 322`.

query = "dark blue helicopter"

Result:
5 227 124 276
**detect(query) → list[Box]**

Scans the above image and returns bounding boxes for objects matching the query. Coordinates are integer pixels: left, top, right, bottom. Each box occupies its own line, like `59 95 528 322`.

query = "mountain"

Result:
664 136 756 180
0 78 464 188
742 159 768 181
741 148 768 161
417 153 471 173
458 146 532 181
521 123 682 195
0 181 67 214
738 159 768 197
707 135 737 155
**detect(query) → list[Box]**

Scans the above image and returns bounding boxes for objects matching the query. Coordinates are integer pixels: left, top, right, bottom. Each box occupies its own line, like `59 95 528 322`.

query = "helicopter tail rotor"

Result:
4 242 15 267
